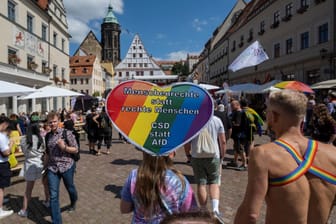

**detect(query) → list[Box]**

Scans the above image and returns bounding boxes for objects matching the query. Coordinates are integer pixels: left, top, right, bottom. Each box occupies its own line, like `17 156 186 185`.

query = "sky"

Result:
63 0 239 61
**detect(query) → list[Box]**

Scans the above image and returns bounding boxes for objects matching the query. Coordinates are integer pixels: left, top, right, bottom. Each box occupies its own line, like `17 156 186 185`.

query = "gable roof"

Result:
73 31 101 56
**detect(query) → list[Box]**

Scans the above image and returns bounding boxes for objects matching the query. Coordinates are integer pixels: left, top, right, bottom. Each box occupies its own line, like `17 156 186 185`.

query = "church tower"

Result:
101 4 121 66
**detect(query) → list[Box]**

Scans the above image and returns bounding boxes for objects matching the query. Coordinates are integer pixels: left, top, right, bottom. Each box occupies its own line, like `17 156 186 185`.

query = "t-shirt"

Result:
190 116 225 159
0 132 9 163
121 169 198 224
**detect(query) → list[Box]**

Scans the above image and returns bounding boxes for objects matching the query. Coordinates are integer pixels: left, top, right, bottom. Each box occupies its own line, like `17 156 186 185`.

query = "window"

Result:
53 32 57 46
118 72 122 77
80 78 83 84
259 21 265 34
126 72 129 77
150 71 154 76
274 43 280 58
61 38 65 51
300 0 308 7
133 63 136 68
300 32 309 49
61 68 65 79
231 40 236 51
318 23 328 44
285 3 293 16
85 78 89 84
273 11 280 23
83 68 88 73
42 61 47 72
42 24 47 41
133 53 136 58
113 36 117 48
286 38 293 54
53 65 57 78
27 14 34 33
27 55 34 70
8 1 16 21
128 63 131 68
8 48 17 65
139 53 143 58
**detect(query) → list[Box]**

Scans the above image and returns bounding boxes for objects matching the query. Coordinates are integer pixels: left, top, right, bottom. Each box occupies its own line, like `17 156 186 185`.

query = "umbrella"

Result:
311 79 336 89
19 85 84 99
274 81 314 93
0 80 36 97
199 83 220 90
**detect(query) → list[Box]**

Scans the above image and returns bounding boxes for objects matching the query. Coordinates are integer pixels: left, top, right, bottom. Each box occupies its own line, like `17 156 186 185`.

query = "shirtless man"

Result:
234 90 336 224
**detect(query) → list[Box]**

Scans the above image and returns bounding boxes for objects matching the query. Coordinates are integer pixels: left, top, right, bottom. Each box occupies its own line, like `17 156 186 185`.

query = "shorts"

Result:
191 157 220 185
233 137 247 154
0 162 11 188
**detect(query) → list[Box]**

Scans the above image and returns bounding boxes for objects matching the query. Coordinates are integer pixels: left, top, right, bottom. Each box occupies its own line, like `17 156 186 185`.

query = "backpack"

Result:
194 128 217 158
100 116 107 129
45 129 80 162
63 129 80 162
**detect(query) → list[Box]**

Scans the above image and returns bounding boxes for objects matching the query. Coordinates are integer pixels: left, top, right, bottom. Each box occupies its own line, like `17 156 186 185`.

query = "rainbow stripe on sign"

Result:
272 139 336 185
106 81 213 156
269 139 317 186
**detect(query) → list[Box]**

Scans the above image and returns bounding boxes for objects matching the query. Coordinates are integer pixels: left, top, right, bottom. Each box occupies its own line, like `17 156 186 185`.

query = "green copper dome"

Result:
103 4 118 24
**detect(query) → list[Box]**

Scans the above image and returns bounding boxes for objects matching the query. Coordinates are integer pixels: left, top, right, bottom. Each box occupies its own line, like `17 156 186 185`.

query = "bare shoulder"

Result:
314 141 336 172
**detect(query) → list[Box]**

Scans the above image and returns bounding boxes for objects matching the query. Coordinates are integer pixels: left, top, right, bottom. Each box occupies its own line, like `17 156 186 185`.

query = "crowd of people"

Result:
0 88 336 223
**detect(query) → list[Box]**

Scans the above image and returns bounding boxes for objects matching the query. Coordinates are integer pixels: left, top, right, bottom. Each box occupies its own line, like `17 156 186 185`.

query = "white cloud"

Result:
192 18 208 32
165 50 200 61
64 0 124 44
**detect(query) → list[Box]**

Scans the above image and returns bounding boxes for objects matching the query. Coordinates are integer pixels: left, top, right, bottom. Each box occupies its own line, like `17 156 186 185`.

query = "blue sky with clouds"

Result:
64 0 238 60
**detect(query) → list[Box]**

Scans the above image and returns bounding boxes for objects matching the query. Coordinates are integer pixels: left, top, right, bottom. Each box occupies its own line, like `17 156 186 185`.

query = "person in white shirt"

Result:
0 116 14 219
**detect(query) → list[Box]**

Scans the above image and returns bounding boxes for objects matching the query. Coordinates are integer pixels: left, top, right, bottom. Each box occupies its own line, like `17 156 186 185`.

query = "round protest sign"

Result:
106 80 213 156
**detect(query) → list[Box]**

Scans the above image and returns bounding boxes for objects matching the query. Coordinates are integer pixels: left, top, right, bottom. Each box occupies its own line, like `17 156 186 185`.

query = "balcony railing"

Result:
297 5 308 14
282 14 292 22
270 21 280 29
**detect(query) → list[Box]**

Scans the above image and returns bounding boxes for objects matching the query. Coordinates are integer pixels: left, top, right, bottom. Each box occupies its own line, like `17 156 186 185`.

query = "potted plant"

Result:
29 61 38 70
53 76 61 84
8 55 21 65
43 67 52 73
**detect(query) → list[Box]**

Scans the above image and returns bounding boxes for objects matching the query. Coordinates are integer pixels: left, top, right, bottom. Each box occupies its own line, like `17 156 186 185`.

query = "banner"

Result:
229 40 269 72
106 81 213 156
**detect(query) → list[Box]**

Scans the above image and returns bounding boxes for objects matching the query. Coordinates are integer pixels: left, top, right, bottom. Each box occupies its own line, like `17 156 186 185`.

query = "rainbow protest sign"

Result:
106 81 213 156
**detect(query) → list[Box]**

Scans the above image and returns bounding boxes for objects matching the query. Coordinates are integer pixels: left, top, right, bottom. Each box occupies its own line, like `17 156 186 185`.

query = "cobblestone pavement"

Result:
2 132 336 224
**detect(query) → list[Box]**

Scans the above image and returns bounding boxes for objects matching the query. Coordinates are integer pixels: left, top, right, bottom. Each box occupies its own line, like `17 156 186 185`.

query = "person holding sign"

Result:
184 115 226 215
234 90 336 224
120 152 198 223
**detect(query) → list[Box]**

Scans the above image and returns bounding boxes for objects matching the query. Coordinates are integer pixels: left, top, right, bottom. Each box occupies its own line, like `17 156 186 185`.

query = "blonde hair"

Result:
135 152 186 210
268 90 308 120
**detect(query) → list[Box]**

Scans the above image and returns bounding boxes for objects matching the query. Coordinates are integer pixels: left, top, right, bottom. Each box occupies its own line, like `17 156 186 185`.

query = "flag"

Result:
228 40 269 72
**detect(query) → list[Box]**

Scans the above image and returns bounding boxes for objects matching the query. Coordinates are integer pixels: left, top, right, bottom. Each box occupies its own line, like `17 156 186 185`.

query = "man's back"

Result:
250 137 336 224
251 138 311 224
306 141 336 223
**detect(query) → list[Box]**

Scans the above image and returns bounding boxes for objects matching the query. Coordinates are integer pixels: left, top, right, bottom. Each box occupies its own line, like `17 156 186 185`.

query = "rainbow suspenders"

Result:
269 139 336 186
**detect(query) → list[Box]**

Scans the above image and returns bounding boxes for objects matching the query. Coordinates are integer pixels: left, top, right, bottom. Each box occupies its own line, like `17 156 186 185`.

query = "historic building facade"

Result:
0 0 70 114
69 55 104 96
196 0 335 86
114 34 177 86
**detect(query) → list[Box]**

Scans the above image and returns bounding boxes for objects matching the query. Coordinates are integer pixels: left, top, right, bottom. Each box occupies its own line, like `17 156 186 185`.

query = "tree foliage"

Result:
171 62 189 77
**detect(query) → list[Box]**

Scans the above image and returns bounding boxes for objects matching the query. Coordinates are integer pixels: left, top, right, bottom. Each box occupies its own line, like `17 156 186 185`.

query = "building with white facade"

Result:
69 55 104 96
196 0 335 86
114 34 177 86
0 0 71 114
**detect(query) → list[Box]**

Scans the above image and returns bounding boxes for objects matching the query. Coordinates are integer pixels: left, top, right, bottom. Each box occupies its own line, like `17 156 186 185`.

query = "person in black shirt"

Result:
93 107 112 155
